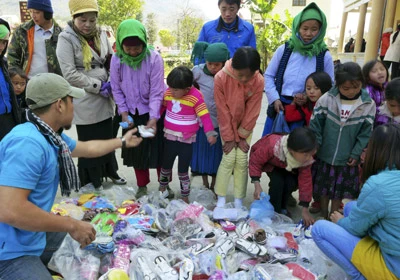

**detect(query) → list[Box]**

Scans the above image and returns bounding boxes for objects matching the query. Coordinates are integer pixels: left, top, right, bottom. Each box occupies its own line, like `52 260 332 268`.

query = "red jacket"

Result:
284 102 315 126
249 134 313 205
380 32 391 56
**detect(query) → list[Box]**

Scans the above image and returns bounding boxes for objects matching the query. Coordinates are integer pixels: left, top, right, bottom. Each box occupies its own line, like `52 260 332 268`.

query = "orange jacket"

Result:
214 59 264 142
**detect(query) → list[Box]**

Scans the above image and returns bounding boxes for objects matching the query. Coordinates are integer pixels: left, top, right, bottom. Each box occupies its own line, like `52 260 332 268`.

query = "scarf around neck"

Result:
116 19 152 70
26 110 80 196
288 2 327 57
70 21 101 71
275 135 305 171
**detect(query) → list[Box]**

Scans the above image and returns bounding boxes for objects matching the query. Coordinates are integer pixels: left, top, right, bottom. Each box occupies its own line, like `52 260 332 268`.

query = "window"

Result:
293 0 306 6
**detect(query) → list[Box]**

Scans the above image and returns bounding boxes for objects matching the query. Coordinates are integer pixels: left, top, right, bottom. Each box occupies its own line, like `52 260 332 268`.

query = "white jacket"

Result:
384 31 400 63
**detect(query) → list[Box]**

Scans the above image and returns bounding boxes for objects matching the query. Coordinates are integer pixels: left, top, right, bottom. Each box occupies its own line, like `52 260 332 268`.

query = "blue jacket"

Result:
197 16 256 57
338 169 400 277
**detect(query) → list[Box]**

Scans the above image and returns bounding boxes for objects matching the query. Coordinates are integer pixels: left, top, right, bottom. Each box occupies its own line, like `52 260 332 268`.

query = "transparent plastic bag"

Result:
189 186 217 210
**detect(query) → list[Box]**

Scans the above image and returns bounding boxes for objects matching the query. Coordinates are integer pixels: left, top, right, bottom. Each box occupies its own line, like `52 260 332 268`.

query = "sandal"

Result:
186 240 214 255
154 256 178 279
179 258 194 280
235 238 268 257
137 255 158 280
215 239 235 258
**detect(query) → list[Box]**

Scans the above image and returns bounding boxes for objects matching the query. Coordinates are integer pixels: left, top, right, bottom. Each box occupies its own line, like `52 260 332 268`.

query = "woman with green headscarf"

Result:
263 2 334 135
261 2 334 223
110 19 165 199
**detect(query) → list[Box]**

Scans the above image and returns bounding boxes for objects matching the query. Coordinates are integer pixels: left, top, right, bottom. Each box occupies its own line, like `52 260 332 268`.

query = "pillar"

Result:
383 0 397 29
354 3 367 53
338 12 348 53
365 0 386 61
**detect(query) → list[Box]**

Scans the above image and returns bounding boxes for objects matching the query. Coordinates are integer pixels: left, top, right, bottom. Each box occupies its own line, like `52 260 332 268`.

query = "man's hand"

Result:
223 141 236 154
122 128 143 148
146 118 157 135
293 93 307 106
238 138 250 153
330 211 344 224
121 112 134 129
274 99 284 113
302 207 315 227
68 219 96 249
253 182 263 200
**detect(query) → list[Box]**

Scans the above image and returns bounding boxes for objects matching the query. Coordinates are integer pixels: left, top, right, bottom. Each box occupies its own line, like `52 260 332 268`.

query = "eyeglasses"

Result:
12 81 27 87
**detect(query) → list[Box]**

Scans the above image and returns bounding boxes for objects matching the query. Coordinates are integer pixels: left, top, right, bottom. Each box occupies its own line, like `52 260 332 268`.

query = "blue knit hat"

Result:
27 0 53 13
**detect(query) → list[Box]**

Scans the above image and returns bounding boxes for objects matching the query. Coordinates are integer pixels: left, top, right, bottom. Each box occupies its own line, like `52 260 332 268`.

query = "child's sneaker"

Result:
309 201 321 214
135 186 148 199
293 219 304 238
304 225 313 239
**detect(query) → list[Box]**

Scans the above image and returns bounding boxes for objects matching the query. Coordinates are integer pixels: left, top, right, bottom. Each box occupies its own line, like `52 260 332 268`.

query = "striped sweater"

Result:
162 87 215 139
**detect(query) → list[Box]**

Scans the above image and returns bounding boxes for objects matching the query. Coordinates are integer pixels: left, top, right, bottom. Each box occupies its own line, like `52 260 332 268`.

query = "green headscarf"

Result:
0 24 9 39
288 2 327 57
116 19 152 69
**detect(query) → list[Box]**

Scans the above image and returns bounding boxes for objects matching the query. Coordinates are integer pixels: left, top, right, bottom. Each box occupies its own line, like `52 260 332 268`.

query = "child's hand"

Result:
207 135 217 146
253 182 263 200
238 138 250 153
347 157 358 166
294 93 307 106
330 211 344 224
302 207 315 227
223 141 236 154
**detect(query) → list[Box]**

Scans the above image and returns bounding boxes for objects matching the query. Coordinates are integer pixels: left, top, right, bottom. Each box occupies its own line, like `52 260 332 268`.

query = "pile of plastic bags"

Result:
48 185 349 280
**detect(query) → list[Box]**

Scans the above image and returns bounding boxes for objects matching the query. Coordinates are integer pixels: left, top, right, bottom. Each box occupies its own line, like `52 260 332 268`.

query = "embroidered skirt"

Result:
312 157 360 200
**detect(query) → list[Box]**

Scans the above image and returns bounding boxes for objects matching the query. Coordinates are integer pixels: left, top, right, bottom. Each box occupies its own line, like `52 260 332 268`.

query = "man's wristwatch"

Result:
120 136 126 149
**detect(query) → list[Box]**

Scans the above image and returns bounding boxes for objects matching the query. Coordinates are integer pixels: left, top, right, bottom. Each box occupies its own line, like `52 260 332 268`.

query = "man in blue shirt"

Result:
0 73 142 279
197 0 256 58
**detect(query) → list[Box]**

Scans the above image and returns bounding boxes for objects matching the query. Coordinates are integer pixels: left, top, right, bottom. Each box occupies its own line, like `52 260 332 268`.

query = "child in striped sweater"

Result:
159 66 217 202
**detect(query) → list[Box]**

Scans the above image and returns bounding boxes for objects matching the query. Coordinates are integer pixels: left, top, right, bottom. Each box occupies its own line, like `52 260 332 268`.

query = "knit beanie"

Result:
204 43 230 62
27 0 53 14
191 41 230 64
69 0 98 17
0 25 9 39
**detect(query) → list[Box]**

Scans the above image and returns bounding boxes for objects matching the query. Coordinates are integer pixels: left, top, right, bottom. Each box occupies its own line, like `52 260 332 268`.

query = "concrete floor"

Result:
62 95 311 223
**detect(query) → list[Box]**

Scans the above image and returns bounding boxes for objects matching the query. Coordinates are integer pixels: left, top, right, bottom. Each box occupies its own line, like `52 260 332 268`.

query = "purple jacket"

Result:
110 50 165 120
366 82 387 127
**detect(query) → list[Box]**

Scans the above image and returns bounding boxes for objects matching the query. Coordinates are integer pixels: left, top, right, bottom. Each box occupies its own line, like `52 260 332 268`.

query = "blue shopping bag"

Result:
271 111 290 134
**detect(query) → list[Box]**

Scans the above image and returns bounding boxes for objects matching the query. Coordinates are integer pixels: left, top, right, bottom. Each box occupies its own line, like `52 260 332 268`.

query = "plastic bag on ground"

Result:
249 192 274 223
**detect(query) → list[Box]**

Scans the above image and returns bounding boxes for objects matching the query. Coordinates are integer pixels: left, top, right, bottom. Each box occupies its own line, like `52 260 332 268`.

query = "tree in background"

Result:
145 13 158 46
179 15 203 52
159 29 176 48
97 0 144 32
244 0 293 70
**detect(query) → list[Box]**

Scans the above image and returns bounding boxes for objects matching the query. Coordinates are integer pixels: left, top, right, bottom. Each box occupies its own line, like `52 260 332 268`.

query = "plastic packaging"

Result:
249 192 274 223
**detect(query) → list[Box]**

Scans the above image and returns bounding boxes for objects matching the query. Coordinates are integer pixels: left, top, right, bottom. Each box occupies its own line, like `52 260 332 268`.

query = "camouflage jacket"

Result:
7 19 63 76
